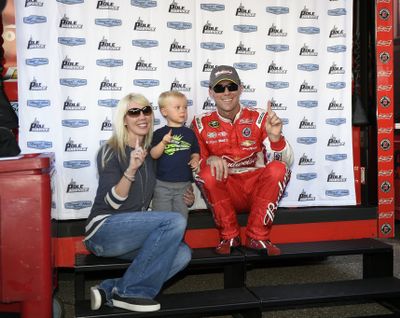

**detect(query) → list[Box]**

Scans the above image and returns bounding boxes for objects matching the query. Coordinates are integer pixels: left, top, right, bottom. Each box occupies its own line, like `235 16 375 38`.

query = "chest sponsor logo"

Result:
208 120 220 128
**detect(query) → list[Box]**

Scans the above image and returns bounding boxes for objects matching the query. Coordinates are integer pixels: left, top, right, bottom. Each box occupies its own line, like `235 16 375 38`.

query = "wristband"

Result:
123 171 135 182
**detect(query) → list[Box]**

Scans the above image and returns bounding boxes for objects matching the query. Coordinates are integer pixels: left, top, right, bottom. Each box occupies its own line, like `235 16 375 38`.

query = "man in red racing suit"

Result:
192 65 293 255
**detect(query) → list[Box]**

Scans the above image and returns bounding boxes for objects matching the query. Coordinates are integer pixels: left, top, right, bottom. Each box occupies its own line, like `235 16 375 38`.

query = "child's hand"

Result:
189 157 200 172
162 129 173 145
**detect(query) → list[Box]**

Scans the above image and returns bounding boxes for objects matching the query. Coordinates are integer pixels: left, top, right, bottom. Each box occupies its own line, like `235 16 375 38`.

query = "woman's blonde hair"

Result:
101 93 154 168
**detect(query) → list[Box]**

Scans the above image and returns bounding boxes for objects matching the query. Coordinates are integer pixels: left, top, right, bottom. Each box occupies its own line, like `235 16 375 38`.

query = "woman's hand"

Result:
183 184 195 207
127 139 147 173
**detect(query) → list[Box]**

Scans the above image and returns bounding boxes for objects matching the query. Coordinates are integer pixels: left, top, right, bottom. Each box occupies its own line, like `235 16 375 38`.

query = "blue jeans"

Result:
84 211 192 305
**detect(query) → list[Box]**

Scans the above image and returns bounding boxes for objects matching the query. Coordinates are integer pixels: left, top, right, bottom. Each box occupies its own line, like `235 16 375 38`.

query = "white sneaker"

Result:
90 286 105 310
112 295 160 312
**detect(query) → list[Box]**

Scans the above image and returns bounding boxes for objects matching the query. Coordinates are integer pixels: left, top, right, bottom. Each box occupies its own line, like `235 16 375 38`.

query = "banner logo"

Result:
64 97 86 110
27 141 52 149
171 39 191 52
97 1 119 10
133 79 160 87
59 14 83 29
169 1 189 13
96 59 123 67
233 25 258 33
23 15 47 24
62 119 89 128
297 137 317 145
168 60 192 69
29 118 49 132
299 6 318 19
26 58 48 66
63 160 91 169
268 24 287 36
325 154 347 161
200 4 225 11
27 100 50 108
299 117 316 129
326 118 346 126
58 37 86 46
327 45 346 53
201 42 224 50
27 36 46 49
266 44 289 52
98 99 119 107
64 201 92 210
236 3 255 17
325 189 349 197
132 39 158 48
62 56 85 70
298 26 320 34
60 78 87 87
328 8 347 16
266 6 289 15
167 21 191 30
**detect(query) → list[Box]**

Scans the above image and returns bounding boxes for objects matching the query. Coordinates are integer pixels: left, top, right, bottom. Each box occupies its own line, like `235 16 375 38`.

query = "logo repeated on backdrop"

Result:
29 77 47 91
64 97 86 111
169 1 190 13
16 1 356 218
27 36 46 49
98 37 121 50
170 79 191 92
236 3 255 17
61 56 84 70
29 118 49 132
96 1 119 10
59 14 83 29
25 0 44 7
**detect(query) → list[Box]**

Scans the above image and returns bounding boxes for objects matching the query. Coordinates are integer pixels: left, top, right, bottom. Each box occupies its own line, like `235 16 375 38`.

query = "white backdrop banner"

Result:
16 0 355 220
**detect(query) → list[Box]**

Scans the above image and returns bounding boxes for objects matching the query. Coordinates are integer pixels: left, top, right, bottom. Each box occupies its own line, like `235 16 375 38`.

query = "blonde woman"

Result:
85 93 193 313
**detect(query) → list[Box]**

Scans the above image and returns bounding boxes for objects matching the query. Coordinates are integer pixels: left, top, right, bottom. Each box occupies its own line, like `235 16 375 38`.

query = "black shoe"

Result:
90 286 106 310
112 294 161 312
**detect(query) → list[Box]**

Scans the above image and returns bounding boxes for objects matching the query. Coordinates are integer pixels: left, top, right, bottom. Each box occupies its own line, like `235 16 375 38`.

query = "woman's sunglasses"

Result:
126 105 153 118
212 83 239 93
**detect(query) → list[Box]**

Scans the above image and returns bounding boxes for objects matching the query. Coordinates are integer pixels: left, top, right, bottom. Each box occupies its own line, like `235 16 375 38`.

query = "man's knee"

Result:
198 165 220 188
266 160 290 182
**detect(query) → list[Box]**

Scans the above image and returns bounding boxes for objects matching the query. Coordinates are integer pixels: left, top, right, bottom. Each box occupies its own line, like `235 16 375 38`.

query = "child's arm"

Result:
188 153 200 172
150 129 172 159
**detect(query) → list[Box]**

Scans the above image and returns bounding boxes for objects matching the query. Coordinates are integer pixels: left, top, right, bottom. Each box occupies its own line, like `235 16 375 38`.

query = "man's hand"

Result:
265 101 282 142
206 155 228 181
183 184 195 207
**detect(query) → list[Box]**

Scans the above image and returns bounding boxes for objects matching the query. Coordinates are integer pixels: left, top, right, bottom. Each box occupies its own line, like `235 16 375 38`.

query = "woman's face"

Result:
124 102 153 138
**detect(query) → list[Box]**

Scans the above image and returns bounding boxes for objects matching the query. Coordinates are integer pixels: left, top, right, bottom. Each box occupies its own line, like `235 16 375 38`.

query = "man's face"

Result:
209 80 242 116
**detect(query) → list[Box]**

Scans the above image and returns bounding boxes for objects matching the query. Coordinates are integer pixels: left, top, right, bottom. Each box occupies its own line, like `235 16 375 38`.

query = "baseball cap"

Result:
209 65 241 88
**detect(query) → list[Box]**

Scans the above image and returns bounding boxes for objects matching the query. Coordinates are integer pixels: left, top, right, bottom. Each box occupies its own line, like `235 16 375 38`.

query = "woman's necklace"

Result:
137 160 147 211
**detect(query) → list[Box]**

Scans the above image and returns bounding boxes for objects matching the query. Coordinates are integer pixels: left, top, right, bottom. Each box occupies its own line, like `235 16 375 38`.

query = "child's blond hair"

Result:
158 90 187 110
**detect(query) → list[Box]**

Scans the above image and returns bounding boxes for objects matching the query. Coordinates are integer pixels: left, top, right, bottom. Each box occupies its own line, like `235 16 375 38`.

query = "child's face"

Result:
161 97 188 127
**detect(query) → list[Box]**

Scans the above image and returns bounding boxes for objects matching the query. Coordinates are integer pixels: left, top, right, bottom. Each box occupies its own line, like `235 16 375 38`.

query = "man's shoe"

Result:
215 236 241 255
90 286 106 310
245 237 281 256
112 295 161 312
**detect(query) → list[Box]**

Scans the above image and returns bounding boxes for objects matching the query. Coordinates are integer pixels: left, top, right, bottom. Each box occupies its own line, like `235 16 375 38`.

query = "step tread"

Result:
244 238 392 260
249 277 400 307
75 247 244 271
76 238 392 270
75 287 259 317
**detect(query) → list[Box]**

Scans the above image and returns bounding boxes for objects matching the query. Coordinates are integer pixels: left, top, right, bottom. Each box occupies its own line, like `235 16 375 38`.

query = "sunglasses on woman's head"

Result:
212 82 239 93
126 105 153 118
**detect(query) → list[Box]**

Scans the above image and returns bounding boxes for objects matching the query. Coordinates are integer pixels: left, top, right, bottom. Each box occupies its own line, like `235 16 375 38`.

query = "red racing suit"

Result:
192 106 293 240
